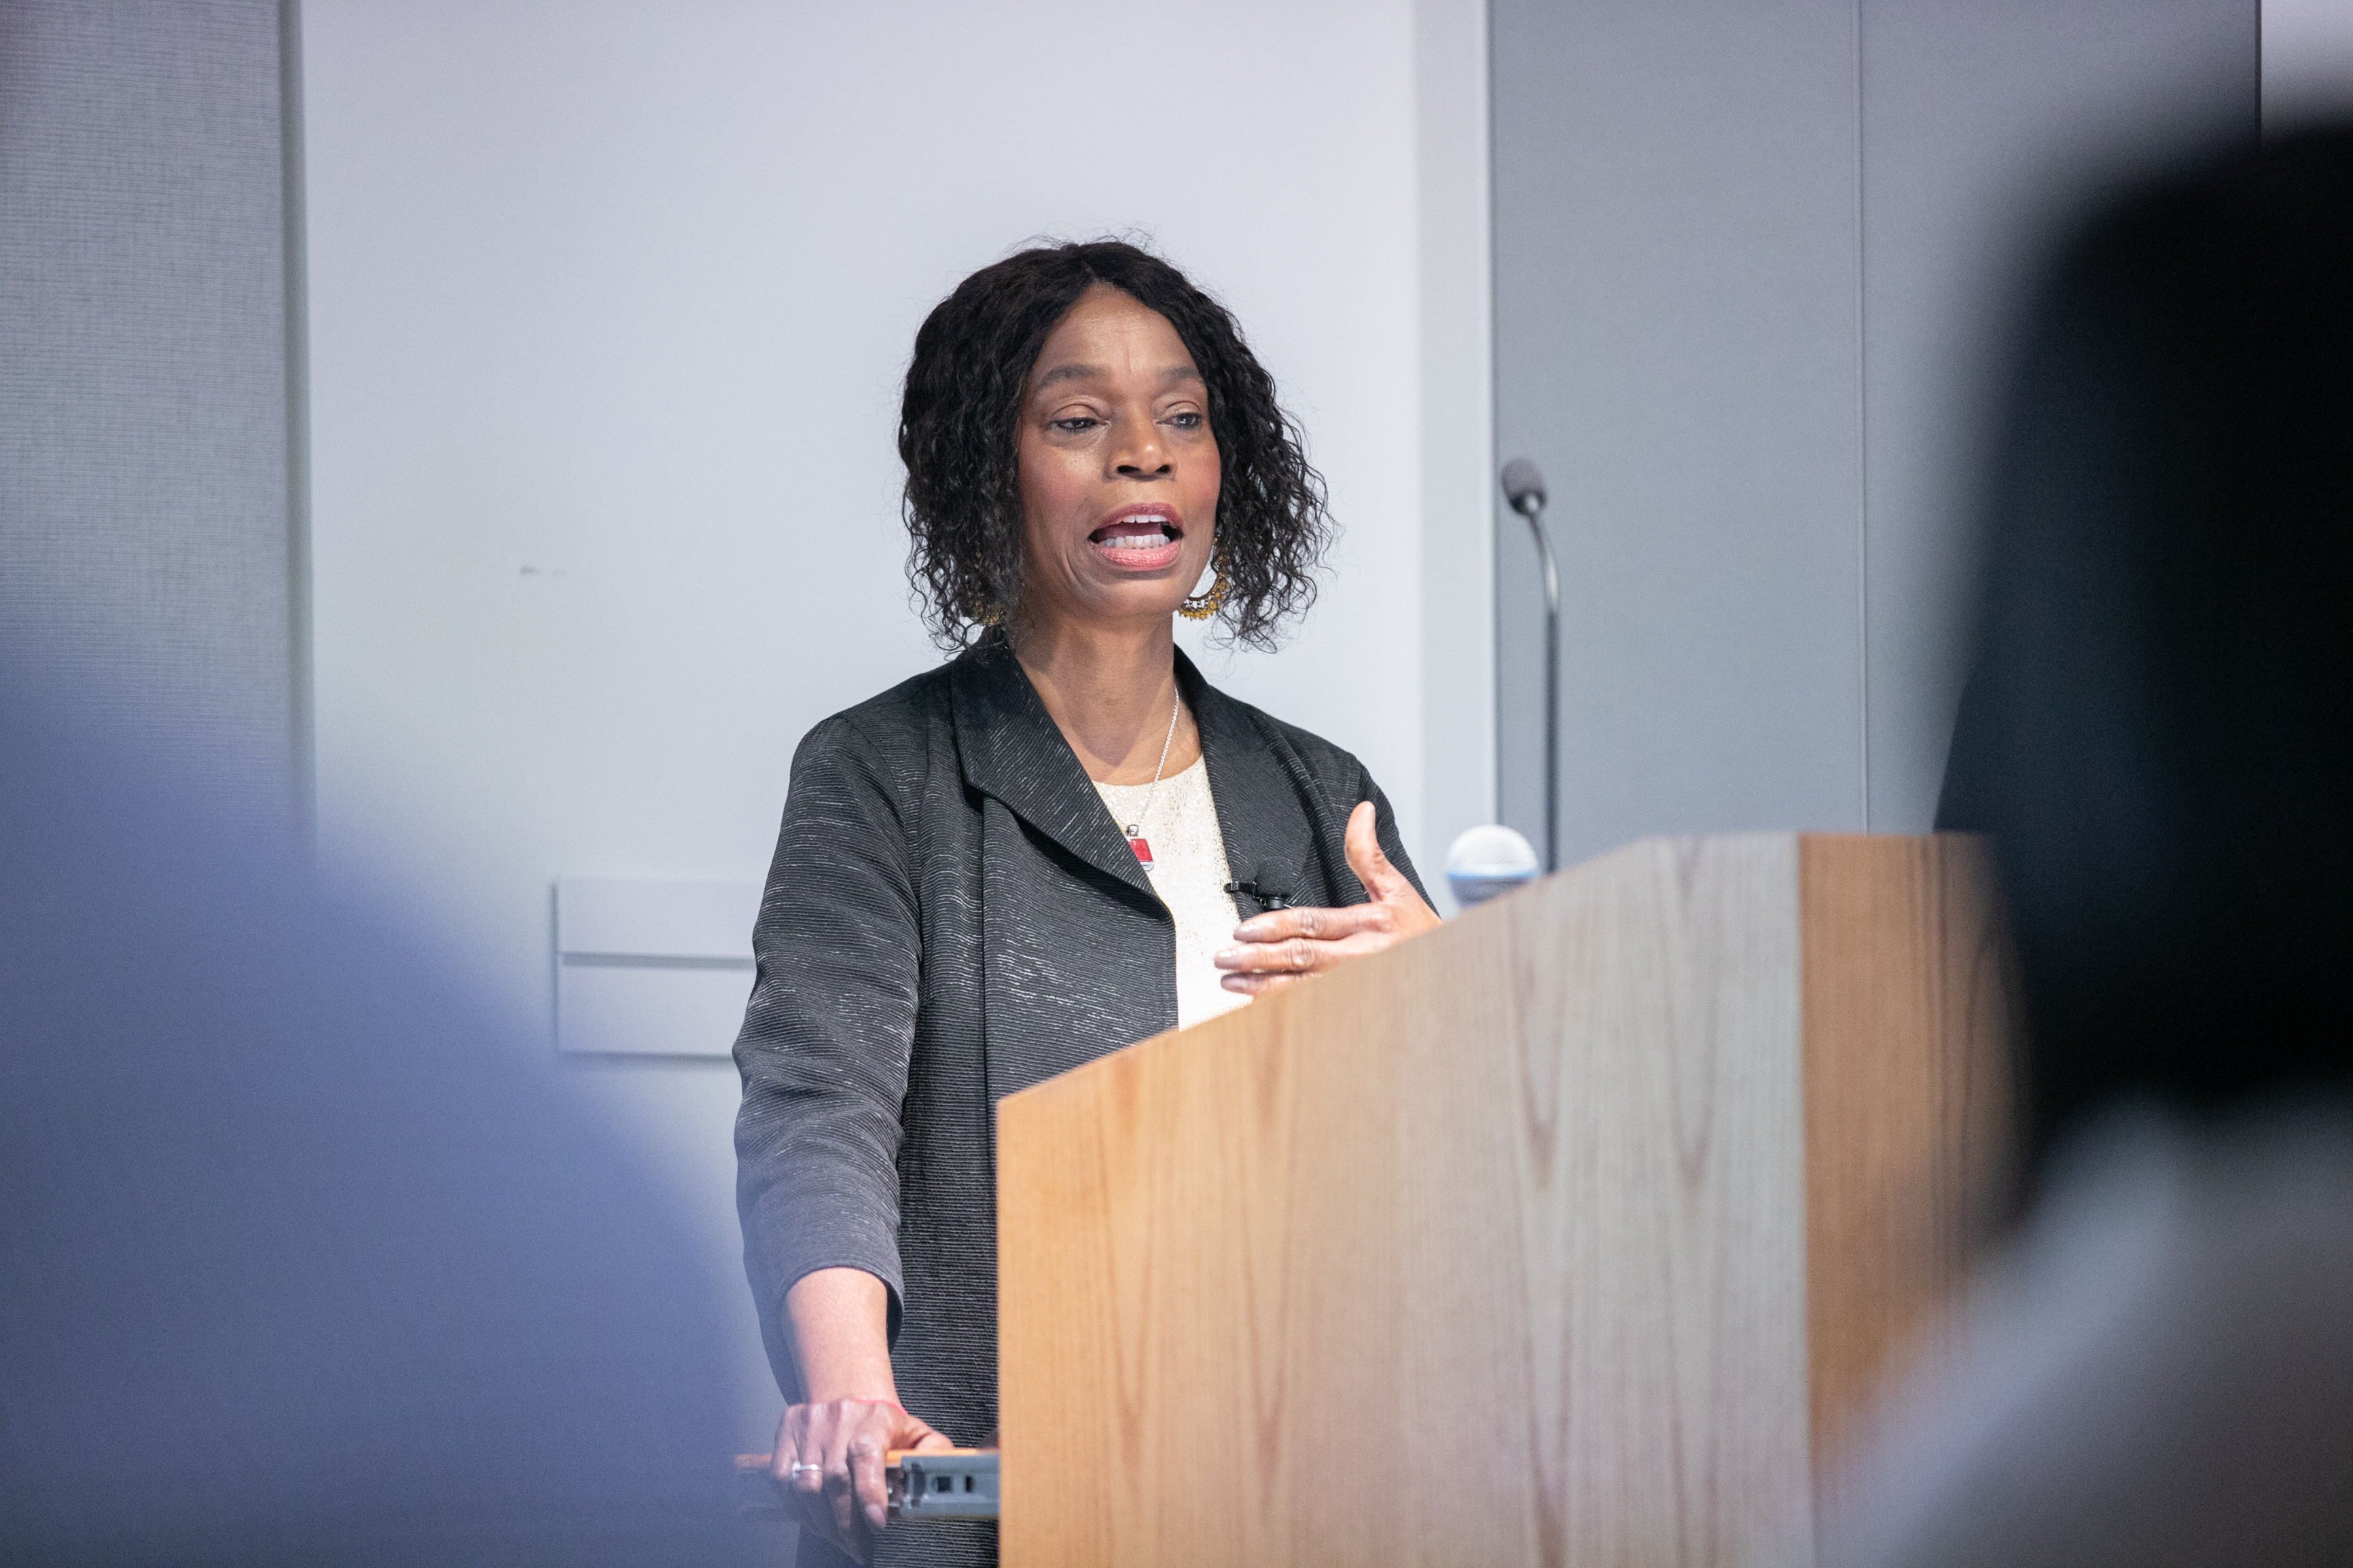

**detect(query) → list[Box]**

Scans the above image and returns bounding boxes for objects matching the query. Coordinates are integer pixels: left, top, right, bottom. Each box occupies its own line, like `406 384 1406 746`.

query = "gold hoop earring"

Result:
1178 568 1229 621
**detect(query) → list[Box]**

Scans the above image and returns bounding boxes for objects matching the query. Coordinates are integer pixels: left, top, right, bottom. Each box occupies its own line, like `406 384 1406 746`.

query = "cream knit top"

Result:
1093 758 1252 1030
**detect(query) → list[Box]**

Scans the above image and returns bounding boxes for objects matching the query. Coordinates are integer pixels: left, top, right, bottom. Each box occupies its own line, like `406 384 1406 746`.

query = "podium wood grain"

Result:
1799 835 2013 1465
997 833 2007 1567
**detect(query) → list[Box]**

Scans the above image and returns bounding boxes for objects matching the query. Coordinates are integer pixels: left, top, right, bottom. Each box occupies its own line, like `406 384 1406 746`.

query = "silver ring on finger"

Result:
789 1463 821 1476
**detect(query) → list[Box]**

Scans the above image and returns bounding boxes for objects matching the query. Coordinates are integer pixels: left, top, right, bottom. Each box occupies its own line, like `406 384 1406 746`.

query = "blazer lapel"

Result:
948 636 1157 902
1182 653 1347 913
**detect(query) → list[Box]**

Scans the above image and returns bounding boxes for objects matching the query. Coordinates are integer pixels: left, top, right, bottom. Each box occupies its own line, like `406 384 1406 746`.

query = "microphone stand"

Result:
1511 491 1561 874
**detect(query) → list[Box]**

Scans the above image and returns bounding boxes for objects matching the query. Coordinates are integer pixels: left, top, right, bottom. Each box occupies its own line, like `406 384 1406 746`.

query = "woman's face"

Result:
1014 284 1221 636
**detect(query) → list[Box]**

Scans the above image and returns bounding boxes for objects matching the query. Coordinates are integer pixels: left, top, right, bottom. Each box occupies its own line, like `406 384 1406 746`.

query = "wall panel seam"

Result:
1852 0 1872 833
281 0 315 850
1485 0 1505 826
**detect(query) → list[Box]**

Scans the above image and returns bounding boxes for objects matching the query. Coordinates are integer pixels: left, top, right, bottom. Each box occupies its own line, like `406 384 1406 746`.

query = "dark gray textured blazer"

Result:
732 635 1421 1566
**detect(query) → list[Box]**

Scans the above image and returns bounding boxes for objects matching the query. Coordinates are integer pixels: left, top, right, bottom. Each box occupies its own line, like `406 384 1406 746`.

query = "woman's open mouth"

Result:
1088 507 1185 572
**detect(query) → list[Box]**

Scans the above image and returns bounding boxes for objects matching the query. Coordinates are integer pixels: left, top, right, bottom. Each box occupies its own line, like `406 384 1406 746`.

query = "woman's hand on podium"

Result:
1215 801 1440 994
776 1267 950 1562
772 1394 952 1563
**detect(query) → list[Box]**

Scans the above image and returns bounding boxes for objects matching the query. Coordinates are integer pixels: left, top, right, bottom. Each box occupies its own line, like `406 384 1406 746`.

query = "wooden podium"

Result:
996 833 2011 1566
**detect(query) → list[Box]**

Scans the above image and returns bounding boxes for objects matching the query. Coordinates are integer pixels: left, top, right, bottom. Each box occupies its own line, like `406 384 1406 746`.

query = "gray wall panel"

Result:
1492 0 2257 863
0 0 302 824
1857 0 2258 831
1492 0 1865 867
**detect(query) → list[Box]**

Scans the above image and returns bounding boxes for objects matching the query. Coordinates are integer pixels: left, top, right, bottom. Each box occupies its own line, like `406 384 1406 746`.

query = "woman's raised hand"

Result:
771 1396 954 1563
1215 801 1441 993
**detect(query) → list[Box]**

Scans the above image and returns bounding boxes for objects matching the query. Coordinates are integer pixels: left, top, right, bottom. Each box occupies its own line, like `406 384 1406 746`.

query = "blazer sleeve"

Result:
733 715 920 1393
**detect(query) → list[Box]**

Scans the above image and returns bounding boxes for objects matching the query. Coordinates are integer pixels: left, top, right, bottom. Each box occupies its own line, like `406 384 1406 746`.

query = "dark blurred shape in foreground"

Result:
1837 125 2353 1567
0 679 761 1567
1937 124 2353 1175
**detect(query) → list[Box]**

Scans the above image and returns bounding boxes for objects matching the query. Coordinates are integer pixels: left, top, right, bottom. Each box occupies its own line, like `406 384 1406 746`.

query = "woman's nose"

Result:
1111 418 1171 477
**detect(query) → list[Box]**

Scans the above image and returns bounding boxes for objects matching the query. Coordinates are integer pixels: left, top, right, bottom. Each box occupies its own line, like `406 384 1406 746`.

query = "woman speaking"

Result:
734 240 1439 1566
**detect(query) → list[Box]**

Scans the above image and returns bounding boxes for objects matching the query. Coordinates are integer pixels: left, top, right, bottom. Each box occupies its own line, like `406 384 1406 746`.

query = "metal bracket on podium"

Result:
734 1449 999 1521
886 1448 998 1518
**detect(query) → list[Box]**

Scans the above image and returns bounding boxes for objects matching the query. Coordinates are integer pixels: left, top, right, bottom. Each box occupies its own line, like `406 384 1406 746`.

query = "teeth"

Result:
1106 533 1166 549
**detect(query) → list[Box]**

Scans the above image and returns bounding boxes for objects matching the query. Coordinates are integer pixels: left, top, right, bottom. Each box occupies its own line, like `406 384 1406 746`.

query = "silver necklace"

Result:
1119 685 1183 870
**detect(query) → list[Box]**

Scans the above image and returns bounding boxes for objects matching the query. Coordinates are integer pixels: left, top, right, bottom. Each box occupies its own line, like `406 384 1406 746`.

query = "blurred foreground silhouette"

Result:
1829 124 2353 1567
0 678 762 1567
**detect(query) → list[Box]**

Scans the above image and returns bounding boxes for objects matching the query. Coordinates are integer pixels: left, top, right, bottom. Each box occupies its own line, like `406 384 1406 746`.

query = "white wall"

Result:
1415 0 1494 900
304 0 1486 1446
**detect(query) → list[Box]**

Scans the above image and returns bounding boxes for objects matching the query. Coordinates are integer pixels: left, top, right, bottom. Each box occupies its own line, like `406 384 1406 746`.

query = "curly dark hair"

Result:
898 239 1331 651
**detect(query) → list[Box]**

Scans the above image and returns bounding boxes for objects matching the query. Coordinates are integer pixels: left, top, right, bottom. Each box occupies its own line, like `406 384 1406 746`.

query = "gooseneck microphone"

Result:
1500 456 1546 517
1501 458 1561 873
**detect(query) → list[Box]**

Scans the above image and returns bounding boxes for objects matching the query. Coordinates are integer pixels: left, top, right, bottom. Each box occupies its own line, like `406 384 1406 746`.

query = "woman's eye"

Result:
1052 416 1098 434
1167 411 1204 430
